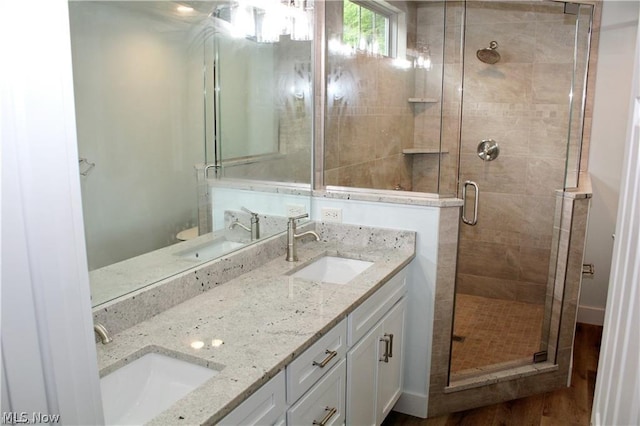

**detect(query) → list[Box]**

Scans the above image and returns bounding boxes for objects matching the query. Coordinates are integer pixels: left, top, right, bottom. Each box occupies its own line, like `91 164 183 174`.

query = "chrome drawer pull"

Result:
312 406 337 426
380 336 391 363
312 350 337 368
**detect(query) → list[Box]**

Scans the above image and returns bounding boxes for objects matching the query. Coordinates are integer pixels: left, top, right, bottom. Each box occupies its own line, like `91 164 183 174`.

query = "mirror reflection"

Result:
69 1 313 307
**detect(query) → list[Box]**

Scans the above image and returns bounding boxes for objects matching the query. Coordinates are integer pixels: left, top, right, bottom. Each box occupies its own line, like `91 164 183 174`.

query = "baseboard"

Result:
577 305 605 326
392 390 428 419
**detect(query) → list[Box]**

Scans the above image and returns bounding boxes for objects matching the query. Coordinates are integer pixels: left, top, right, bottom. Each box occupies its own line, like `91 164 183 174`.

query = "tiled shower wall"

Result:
324 2 417 190
454 1 585 305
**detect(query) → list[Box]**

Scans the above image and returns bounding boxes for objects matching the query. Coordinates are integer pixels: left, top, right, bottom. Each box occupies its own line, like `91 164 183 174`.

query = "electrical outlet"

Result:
321 207 342 223
286 204 306 217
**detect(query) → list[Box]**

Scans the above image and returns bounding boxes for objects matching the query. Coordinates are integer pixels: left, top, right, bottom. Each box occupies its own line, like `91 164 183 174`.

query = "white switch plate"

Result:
321 207 342 223
286 204 307 217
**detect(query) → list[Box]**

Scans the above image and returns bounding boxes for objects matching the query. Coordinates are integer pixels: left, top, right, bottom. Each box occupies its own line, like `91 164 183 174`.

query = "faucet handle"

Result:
288 213 309 222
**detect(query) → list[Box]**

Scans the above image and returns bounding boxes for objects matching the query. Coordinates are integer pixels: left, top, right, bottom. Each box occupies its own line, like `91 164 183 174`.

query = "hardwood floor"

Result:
383 323 603 426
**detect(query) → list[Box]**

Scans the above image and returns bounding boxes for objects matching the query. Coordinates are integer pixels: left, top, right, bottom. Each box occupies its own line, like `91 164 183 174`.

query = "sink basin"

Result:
291 256 374 284
176 237 244 262
100 352 218 425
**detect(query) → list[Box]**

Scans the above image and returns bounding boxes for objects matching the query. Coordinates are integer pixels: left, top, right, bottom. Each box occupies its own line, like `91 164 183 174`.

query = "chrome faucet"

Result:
286 213 320 262
94 323 112 344
229 207 260 241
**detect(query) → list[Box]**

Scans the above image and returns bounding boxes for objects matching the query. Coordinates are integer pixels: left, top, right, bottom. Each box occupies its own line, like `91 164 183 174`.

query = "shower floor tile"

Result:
450 294 545 376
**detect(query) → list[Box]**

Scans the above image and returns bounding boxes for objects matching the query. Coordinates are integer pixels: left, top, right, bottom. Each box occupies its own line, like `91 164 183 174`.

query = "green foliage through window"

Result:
343 1 389 55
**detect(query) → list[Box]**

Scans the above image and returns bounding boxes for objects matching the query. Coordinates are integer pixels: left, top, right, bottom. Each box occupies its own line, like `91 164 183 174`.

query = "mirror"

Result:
69 1 313 307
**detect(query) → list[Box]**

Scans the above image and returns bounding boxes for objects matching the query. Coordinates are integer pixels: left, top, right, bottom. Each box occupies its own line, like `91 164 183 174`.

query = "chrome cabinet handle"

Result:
462 180 479 226
386 333 394 358
312 407 337 426
380 336 391 363
312 350 337 368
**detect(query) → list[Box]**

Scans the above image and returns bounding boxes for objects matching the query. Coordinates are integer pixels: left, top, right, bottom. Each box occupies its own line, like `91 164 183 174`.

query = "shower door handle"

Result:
462 181 479 226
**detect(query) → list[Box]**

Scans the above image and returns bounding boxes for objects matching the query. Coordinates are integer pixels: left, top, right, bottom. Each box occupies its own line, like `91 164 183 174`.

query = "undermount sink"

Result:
176 237 244 262
100 352 219 425
290 256 374 284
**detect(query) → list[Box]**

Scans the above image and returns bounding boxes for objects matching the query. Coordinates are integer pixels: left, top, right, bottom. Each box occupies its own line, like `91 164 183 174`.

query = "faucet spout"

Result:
286 213 318 262
229 219 251 232
295 230 320 241
229 211 260 241
94 323 112 344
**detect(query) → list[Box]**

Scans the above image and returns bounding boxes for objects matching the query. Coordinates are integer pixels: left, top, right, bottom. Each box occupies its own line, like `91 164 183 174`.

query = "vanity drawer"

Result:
286 318 347 404
348 268 407 346
287 359 346 426
218 370 286 426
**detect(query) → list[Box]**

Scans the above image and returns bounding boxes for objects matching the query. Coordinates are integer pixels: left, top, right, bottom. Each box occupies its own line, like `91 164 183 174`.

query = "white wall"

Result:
580 0 639 325
312 197 440 416
211 187 311 230
1 0 103 422
592 3 640 422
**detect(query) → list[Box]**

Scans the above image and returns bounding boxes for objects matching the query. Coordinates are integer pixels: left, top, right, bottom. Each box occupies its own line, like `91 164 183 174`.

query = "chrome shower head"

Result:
477 41 500 64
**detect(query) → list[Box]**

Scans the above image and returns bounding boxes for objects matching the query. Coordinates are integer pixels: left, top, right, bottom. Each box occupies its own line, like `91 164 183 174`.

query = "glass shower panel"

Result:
324 1 434 191
450 1 586 381
412 1 465 195
436 1 465 197
565 4 594 189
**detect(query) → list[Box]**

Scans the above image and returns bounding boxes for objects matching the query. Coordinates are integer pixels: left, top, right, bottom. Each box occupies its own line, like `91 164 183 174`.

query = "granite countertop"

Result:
95 224 415 425
90 212 289 307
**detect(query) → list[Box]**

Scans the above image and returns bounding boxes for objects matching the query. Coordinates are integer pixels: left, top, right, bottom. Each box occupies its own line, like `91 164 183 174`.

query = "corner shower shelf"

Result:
402 148 449 155
408 97 439 103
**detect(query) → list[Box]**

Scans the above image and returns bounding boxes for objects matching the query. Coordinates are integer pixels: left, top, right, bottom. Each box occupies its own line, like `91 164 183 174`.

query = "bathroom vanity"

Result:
94 223 415 425
220 263 407 425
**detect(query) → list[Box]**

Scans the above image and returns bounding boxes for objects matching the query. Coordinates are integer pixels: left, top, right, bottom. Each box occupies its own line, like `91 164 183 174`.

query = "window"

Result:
343 0 391 56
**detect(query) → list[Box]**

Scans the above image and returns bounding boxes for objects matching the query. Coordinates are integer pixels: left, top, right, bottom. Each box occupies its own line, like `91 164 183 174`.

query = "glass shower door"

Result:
449 0 593 380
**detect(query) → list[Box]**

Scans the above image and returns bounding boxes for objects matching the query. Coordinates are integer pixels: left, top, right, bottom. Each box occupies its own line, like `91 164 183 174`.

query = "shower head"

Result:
477 41 500 64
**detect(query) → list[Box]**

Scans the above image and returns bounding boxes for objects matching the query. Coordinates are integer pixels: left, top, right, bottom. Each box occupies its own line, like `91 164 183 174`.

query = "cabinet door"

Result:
376 298 406 424
346 321 384 426
287 359 346 426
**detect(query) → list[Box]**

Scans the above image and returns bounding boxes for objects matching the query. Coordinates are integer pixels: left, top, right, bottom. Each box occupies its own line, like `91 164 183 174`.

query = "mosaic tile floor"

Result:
450 294 545 375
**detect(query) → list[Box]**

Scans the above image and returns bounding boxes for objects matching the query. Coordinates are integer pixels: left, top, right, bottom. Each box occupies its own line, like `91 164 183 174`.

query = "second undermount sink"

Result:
291 256 374 284
176 237 244 262
100 352 219 425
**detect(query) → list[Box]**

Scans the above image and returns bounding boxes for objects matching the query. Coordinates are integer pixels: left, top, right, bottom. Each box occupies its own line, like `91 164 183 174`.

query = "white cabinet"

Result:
218 370 286 426
348 270 407 346
286 319 347 404
346 321 383 425
346 273 406 425
287 359 346 426
376 299 406 423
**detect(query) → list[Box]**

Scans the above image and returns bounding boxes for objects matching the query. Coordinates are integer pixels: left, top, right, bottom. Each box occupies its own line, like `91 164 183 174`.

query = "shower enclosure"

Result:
445 0 593 382
323 0 595 407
